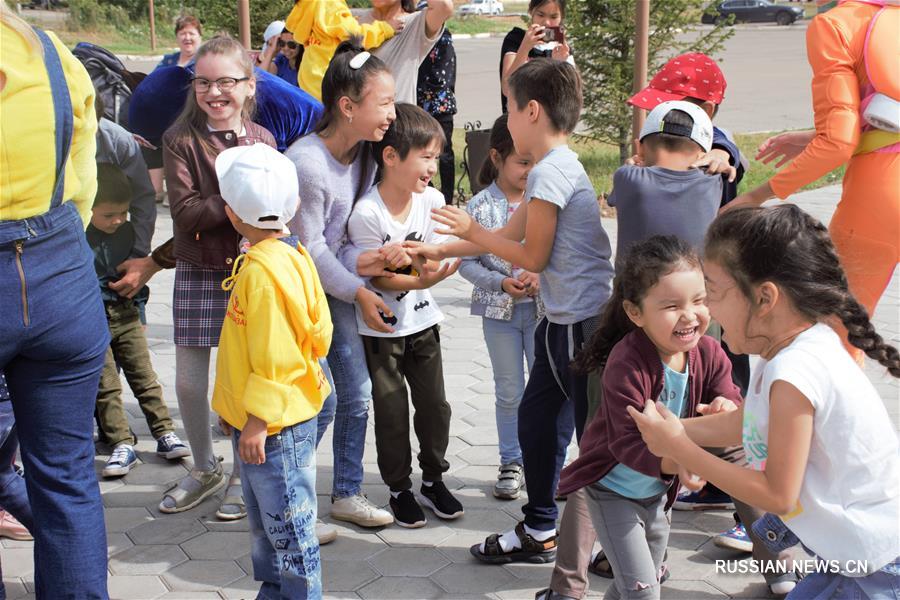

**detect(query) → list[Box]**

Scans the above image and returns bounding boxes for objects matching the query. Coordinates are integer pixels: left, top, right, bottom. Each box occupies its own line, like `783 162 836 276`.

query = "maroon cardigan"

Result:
163 120 276 269
558 329 741 504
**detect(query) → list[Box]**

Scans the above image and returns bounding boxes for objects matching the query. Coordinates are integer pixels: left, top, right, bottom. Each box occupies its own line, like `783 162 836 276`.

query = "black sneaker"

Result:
420 481 464 520
389 490 427 528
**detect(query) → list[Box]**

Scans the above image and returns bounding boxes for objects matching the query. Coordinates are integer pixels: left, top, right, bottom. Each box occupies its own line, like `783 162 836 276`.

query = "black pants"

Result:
435 113 455 204
363 326 451 491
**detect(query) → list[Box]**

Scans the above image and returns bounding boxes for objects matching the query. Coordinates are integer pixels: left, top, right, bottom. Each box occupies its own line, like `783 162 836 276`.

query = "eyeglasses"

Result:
276 40 299 50
191 77 249 93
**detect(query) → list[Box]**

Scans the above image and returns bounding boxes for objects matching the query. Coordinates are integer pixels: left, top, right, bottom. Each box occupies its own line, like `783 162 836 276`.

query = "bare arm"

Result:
682 402 744 448
424 0 453 38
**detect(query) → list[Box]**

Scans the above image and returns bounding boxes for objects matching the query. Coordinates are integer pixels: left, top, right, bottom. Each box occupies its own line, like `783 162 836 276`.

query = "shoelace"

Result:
110 445 133 464
159 432 180 447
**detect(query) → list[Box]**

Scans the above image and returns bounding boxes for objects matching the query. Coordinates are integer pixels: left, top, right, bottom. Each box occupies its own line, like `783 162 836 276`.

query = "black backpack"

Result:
72 42 134 129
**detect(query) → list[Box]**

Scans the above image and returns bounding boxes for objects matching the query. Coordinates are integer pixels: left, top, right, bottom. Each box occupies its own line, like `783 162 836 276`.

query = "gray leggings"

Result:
585 483 669 600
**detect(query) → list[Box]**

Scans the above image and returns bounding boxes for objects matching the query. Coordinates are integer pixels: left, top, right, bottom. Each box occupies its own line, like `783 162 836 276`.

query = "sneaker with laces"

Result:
389 490 427 528
673 486 735 511
330 494 394 528
494 463 524 500
420 481 464 520
316 520 338 545
156 432 191 460
103 444 138 478
713 522 753 553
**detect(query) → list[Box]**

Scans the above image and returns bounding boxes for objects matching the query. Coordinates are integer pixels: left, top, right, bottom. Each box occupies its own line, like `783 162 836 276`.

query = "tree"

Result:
567 0 734 163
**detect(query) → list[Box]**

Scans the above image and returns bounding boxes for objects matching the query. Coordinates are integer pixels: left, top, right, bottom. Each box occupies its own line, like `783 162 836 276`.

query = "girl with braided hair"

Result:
630 204 899 599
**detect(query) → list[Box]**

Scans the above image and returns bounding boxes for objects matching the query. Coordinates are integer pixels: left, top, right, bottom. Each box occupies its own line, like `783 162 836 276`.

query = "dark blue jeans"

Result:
0 202 110 598
519 316 595 531
0 401 32 532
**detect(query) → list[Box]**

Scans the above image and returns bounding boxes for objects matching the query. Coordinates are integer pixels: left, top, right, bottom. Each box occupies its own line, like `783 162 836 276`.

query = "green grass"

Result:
440 128 842 203
448 14 523 35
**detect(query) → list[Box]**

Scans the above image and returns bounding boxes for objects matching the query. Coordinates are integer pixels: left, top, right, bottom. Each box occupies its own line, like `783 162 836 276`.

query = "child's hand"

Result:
502 277 528 298
356 286 395 334
517 271 540 296
431 206 477 239
380 242 413 271
755 130 814 168
692 149 737 183
357 249 394 278
402 241 446 262
238 415 268 465
386 14 406 33
551 41 571 62
417 258 461 288
625 153 645 167
696 397 738 416
627 399 689 458
217 416 233 436
520 23 546 53
678 465 706 492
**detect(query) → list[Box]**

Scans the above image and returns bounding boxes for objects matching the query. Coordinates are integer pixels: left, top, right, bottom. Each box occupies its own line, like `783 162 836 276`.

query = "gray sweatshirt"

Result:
285 133 375 303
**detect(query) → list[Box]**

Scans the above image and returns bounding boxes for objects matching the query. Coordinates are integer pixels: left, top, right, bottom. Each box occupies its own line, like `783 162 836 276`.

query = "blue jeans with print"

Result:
315 296 370 499
0 202 110 598
235 418 321 599
482 303 539 466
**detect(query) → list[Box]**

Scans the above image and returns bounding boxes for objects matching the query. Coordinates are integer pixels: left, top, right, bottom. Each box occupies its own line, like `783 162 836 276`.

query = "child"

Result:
88 163 190 478
556 235 742 600
499 0 573 113
347 102 463 528
630 205 900 599
160 36 276 519
212 142 332 598
410 59 615 562
285 0 402 101
609 100 720 271
457 114 541 500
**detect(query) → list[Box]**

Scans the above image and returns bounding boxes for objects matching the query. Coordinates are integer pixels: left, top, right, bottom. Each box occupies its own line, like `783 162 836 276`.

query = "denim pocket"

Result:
286 420 315 470
751 513 801 554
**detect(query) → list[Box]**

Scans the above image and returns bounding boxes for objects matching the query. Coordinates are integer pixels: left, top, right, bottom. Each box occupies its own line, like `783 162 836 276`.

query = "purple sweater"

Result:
558 329 741 502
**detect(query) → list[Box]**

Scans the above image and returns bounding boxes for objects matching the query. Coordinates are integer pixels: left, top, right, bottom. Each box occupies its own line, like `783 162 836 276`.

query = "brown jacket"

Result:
162 120 276 268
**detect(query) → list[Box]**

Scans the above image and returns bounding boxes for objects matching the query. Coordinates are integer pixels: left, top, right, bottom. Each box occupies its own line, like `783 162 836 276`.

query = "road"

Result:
122 24 812 135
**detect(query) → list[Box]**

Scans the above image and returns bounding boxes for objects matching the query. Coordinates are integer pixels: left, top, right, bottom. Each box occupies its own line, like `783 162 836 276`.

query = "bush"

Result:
185 0 294 45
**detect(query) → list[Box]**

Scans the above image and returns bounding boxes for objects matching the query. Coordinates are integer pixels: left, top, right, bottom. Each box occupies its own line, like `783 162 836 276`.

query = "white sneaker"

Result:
330 494 394 528
316 520 337 545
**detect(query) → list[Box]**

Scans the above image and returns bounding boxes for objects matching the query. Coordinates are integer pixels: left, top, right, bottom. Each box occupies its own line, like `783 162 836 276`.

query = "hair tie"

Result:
349 51 371 70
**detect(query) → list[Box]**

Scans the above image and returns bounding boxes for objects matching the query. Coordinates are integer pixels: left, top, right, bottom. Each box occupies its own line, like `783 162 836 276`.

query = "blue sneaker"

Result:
102 444 137 478
713 522 753 553
156 432 191 460
672 486 735 511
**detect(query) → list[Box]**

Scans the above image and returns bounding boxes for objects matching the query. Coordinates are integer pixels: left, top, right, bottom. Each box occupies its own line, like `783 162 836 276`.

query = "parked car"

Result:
458 0 504 16
702 0 804 25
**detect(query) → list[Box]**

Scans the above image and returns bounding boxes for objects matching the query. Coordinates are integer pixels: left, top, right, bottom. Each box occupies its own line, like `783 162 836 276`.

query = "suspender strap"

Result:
34 28 74 210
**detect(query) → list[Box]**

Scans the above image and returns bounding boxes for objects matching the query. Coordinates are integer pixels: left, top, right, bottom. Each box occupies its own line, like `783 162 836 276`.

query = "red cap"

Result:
628 53 726 110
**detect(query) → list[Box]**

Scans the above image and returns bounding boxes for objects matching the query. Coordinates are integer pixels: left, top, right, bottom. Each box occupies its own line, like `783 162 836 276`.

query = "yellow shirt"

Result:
286 0 395 102
0 25 97 227
213 238 333 435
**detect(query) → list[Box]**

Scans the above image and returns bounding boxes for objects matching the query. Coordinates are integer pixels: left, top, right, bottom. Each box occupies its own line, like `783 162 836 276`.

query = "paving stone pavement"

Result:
3 185 897 599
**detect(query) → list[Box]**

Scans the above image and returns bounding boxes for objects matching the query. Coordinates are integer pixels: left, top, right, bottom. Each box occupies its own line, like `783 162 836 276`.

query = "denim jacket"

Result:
458 183 544 321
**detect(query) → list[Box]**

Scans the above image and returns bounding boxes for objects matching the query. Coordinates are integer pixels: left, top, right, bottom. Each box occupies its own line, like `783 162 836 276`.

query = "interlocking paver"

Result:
2 185 897 599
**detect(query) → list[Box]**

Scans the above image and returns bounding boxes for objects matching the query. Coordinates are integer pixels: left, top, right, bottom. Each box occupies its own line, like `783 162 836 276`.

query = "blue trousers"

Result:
0 202 110 598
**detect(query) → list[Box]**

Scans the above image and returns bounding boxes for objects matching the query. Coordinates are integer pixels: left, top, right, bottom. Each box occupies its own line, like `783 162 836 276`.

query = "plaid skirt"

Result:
174 260 231 347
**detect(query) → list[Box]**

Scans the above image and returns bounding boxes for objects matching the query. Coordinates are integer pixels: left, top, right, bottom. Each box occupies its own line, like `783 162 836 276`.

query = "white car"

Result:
458 0 504 16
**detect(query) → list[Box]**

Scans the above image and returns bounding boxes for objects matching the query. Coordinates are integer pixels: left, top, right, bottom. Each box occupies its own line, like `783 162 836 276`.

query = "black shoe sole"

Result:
469 543 556 564
420 494 464 520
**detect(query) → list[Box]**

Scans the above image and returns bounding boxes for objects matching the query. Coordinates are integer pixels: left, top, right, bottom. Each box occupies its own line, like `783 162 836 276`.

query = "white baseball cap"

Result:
215 144 299 231
639 100 713 153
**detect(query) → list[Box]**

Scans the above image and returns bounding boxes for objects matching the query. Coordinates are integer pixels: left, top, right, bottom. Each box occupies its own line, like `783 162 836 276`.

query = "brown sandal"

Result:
469 522 557 564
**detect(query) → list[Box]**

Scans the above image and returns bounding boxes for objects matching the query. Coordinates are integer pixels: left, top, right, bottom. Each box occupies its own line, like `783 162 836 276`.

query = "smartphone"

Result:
542 26 562 43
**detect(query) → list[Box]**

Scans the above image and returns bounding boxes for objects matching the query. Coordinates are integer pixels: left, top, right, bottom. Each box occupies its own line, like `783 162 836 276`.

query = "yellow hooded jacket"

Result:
286 0 395 102
213 238 332 435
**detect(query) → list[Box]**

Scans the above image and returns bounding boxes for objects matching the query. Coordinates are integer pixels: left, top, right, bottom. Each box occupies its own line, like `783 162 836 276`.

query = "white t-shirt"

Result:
743 323 900 573
347 185 448 338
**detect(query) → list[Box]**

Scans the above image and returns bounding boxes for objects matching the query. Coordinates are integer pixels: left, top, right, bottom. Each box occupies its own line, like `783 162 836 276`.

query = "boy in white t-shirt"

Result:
347 103 463 528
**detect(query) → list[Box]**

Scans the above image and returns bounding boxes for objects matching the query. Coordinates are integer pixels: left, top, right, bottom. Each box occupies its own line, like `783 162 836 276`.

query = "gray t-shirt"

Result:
608 165 723 270
355 9 442 104
526 145 614 324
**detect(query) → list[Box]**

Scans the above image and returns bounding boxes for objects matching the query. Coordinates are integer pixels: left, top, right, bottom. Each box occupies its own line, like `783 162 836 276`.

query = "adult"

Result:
0 6 110 597
354 0 453 104
417 26 457 204
155 14 203 70
726 0 899 361
257 21 304 87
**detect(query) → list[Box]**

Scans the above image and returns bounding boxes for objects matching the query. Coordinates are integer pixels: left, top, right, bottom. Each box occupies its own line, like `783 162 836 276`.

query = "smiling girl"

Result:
160 36 276 520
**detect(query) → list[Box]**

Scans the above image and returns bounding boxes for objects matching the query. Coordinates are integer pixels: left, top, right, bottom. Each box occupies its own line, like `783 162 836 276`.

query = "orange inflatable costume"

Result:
770 0 899 321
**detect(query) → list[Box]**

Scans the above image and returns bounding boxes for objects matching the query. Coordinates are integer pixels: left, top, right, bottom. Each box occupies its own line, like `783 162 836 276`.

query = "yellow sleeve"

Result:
52 32 98 227
240 284 309 425
769 13 861 199
317 2 395 49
